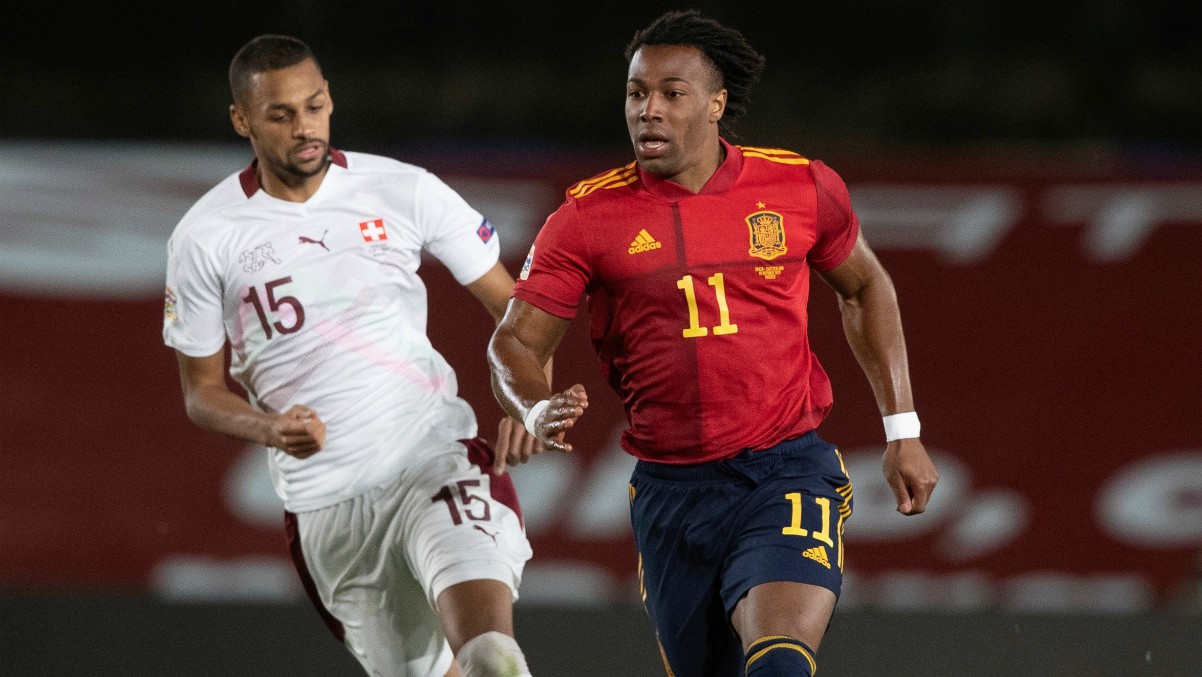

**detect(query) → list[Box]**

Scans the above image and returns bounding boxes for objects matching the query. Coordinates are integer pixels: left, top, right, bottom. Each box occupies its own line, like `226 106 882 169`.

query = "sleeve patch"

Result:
519 244 534 281
163 285 178 323
477 218 495 243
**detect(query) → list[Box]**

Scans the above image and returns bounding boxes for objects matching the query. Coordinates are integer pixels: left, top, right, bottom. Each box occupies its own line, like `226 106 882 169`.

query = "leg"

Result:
411 440 534 677
435 572 530 677
719 435 853 676
436 578 515 652
731 581 834 675
629 466 744 677
289 498 456 677
730 581 835 652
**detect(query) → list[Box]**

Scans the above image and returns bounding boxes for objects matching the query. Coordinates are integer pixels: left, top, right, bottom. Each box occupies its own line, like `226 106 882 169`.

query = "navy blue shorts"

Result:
629 431 853 677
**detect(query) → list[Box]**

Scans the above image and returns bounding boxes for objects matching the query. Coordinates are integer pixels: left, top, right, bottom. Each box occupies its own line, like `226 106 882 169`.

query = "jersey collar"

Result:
636 138 743 201
238 147 349 198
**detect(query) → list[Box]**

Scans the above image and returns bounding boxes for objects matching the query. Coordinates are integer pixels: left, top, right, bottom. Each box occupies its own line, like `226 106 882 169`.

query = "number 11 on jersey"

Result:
676 273 738 338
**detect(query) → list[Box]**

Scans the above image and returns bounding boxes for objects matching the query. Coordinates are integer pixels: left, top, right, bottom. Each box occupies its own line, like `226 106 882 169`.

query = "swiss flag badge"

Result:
359 218 388 242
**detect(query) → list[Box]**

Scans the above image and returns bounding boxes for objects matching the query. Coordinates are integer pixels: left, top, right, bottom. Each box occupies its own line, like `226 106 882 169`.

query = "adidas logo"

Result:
802 545 831 569
628 229 662 254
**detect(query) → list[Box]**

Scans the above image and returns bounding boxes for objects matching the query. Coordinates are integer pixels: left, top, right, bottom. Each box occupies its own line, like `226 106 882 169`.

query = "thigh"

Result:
629 471 742 677
730 580 837 654
720 441 854 622
402 439 533 612
294 498 454 677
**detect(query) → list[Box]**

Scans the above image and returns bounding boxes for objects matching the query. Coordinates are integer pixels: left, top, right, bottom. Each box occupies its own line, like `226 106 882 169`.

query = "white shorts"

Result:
285 438 532 677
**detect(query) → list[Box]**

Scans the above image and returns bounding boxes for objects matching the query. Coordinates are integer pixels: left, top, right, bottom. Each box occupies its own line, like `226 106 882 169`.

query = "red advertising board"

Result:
2 145 1199 611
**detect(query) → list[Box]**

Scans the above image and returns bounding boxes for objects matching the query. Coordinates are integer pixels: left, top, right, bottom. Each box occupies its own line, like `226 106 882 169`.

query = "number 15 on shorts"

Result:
432 480 491 525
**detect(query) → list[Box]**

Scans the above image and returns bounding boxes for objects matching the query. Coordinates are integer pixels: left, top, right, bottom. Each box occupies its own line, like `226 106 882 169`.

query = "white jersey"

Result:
163 150 500 512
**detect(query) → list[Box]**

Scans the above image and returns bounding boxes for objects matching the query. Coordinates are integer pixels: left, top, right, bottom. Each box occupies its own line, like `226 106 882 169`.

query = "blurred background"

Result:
2 1 1200 675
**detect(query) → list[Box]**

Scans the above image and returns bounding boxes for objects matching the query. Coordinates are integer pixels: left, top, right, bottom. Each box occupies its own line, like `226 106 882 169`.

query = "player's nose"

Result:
640 93 665 122
292 114 315 138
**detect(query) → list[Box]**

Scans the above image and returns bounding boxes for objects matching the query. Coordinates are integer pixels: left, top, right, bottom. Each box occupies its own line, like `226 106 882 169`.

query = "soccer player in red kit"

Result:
489 10 938 677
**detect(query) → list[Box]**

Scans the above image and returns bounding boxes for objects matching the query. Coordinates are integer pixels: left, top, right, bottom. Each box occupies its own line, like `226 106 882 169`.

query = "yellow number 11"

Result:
783 492 835 547
676 273 738 338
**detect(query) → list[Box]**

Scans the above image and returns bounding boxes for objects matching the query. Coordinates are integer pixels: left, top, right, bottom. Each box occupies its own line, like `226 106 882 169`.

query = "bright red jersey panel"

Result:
514 140 859 463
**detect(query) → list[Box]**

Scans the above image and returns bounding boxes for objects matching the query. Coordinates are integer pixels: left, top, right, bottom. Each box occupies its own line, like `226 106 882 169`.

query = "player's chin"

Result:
287 145 329 175
300 155 330 173
634 154 676 177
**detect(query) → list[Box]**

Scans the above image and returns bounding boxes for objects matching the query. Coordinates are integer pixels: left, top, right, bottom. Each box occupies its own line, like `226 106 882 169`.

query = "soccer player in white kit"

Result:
163 35 540 677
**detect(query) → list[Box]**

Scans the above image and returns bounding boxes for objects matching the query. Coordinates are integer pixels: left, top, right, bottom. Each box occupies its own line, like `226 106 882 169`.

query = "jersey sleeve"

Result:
807 160 860 271
416 170 500 285
511 199 591 319
162 232 227 357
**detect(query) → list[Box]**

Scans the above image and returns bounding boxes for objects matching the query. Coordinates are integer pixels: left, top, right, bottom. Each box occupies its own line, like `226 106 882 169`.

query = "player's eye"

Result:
627 90 644 99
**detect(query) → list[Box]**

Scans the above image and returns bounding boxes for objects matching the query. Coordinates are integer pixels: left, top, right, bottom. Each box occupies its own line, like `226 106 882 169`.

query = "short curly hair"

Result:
625 10 766 136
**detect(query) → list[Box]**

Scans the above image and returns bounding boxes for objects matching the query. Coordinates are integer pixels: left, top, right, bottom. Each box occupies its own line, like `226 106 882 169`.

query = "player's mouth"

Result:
636 131 671 158
293 141 327 162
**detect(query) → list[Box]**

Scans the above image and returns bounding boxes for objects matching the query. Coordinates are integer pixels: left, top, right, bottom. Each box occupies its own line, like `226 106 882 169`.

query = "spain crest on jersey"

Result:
746 210 787 260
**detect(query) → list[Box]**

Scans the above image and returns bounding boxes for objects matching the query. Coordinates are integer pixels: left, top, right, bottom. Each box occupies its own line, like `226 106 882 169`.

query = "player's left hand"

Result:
493 415 541 474
882 438 939 515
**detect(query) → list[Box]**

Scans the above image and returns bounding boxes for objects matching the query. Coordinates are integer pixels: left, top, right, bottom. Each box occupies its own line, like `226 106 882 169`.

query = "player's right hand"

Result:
268 404 327 459
490 385 588 474
536 383 588 454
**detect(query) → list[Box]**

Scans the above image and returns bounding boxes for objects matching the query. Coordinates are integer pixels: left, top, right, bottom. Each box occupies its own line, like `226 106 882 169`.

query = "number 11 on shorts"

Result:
782 492 834 547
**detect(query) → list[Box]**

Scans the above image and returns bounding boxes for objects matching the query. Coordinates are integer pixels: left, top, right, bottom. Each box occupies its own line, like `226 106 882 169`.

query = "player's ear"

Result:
710 88 727 123
230 103 251 138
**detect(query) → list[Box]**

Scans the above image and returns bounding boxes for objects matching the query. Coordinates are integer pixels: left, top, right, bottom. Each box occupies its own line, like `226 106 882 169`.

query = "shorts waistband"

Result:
634 430 821 482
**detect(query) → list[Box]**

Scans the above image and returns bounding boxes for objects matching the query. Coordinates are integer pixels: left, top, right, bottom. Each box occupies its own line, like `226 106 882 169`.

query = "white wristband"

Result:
523 400 551 436
883 412 921 441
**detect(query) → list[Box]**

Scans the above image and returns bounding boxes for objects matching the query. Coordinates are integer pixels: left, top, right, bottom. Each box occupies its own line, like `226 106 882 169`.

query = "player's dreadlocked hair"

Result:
229 34 322 105
625 10 766 137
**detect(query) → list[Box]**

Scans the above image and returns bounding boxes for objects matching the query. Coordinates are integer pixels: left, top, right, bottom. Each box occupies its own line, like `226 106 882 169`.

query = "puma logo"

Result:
298 229 329 251
473 525 499 545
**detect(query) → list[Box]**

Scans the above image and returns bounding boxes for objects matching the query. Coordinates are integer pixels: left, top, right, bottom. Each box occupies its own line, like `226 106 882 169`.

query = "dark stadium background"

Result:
3 1 1200 675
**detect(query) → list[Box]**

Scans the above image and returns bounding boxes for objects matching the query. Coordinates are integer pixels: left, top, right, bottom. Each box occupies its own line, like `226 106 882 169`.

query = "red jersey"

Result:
514 139 859 464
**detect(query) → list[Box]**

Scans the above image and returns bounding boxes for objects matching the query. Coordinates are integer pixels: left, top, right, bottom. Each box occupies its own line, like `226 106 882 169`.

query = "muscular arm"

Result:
175 349 325 458
488 299 587 464
466 262 553 469
818 234 913 414
817 233 938 514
